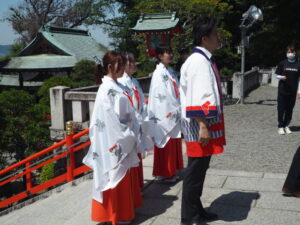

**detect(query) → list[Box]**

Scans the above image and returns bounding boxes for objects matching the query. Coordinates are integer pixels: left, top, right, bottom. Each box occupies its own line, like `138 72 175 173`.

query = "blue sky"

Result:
0 0 112 47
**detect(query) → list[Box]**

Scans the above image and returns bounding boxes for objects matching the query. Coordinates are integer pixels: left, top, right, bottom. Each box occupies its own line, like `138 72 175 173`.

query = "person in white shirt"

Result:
148 46 183 182
83 51 140 225
180 16 226 225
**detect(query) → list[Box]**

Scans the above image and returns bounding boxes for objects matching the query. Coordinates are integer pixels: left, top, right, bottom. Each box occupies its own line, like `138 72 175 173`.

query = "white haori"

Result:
118 73 154 153
147 63 181 148
180 46 222 121
83 76 140 203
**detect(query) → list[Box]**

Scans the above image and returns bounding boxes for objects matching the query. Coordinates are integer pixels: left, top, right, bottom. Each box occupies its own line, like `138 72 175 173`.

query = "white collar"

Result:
102 75 118 84
123 73 131 79
157 62 168 70
195 46 212 59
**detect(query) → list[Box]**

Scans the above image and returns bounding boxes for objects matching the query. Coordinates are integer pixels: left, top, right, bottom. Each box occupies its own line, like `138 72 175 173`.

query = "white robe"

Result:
180 46 222 119
118 73 153 153
83 76 140 203
180 46 225 144
147 63 181 148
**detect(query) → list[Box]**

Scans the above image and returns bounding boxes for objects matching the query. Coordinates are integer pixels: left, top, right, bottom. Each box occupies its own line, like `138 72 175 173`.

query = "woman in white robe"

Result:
148 46 183 182
118 53 153 189
83 51 139 225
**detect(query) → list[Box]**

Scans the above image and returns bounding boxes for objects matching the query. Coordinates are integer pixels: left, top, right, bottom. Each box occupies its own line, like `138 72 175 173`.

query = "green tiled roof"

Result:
20 25 106 61
132 12 179 32
0 25 107 72
2 54 77 70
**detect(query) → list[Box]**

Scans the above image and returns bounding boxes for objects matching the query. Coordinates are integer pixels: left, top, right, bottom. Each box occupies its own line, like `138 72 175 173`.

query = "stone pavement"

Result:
1 86 300 225
211 86 300 173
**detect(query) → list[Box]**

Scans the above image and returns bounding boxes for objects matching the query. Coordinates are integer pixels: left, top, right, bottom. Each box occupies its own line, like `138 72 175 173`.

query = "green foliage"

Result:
220 67 234 77
40 162 55 183
38 76 75 109
107 0 300 74
0 89 51 169
70 60 97 87
109 0 233 75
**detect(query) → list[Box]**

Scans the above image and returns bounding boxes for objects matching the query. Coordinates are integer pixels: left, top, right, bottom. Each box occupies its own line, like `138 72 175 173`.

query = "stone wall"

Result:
232 67 261 99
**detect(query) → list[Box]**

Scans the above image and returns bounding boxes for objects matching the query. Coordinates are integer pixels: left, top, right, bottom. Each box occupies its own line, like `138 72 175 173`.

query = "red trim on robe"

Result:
186 101 217 115
170 76 179 99
132 87 141 110
186 138 225 157
123 91 134 107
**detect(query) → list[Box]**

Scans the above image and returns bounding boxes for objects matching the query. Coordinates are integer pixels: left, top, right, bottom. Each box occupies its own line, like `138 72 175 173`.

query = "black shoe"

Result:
199 210 219 222
181 219 203 225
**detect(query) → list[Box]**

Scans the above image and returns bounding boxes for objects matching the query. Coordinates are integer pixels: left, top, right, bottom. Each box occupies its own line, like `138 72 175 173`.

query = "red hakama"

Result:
137 153 144 188
152 138 184 177
129 167 143 208
91 172 135 225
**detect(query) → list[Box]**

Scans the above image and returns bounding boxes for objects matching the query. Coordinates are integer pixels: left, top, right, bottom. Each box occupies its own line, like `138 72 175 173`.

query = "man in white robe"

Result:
180 17 226 225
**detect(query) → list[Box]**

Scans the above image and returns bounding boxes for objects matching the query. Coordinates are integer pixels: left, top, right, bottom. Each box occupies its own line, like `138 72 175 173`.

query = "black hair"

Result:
193 16 217 46
287 45 296 52
122 52 136 64
155 45 173 62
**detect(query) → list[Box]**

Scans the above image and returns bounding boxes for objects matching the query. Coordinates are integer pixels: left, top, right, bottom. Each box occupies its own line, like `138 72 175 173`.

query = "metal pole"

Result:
240 28 246 104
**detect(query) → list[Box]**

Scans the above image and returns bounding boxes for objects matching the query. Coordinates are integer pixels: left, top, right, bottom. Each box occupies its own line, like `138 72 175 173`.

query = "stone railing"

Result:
50 85 98 140
259 67 276 86
50 69 273 140
232 67 261 99
49 76 152 140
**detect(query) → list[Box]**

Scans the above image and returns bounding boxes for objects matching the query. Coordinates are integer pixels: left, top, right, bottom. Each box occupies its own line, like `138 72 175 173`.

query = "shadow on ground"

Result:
289 126 300 132
209 191 259 222
245 99 277 106
133 178 182 225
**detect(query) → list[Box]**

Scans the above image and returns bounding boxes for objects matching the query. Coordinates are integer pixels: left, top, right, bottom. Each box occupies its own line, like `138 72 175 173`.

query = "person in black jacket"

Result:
282 146 300 197
275 45 300 135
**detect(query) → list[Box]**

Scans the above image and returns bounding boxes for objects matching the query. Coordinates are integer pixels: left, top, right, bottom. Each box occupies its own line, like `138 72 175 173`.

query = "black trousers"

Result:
181 156 211 221
283 146 300 191
277 94 296 128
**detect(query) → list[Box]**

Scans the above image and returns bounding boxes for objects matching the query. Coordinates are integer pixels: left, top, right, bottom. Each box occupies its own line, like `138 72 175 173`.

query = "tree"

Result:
0 89 51 169
219 0 300 68
70 59 97 86
37 76 75 112
5 0 113 43
0 42 26 61
116 0 232 76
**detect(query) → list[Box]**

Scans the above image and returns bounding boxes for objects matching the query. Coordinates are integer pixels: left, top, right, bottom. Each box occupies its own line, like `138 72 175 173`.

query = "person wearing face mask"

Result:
275 45 300 135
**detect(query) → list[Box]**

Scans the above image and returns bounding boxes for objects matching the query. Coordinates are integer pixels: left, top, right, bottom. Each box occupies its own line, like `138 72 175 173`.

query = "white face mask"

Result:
287 53 296 60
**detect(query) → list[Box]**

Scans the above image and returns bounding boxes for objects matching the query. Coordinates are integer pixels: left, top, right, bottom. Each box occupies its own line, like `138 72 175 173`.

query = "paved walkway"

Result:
211 86 300 173
1 86 300 225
